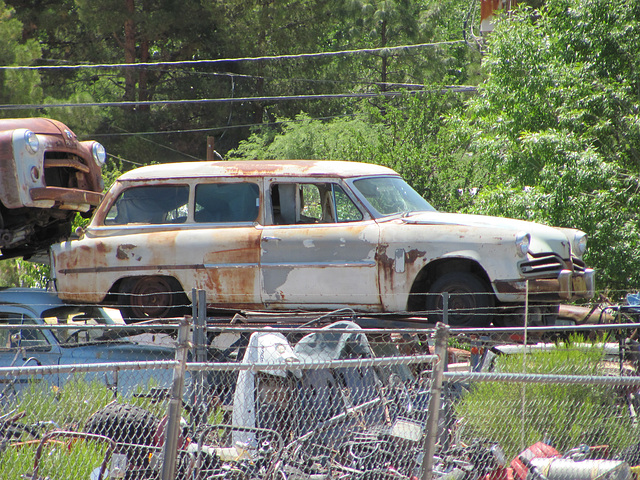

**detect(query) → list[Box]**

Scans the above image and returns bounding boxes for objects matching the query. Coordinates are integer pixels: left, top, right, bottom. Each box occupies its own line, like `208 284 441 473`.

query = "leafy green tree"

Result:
229 90 479 211
0 0 42 116
5 0 483 163
0 259 49 288
456 0 640 295
342 0 421 90
340 0 480 88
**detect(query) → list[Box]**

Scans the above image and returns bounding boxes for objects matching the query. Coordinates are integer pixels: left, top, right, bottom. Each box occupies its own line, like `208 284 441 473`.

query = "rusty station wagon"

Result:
0 118 105 260
49 160 594 327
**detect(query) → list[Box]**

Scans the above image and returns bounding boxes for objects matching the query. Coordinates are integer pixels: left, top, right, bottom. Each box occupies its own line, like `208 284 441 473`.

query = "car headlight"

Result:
515 232 530 257
24 130 39 154
91 142 106 166
573 231 587 256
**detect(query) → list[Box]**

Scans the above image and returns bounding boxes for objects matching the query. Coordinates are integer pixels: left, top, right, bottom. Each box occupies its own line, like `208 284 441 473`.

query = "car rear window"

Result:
0 315 50 350
105 185 189 225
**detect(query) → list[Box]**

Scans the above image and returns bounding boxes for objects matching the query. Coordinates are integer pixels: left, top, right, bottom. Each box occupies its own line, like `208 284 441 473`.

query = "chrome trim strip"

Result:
204 263 259 269
261 261 376 268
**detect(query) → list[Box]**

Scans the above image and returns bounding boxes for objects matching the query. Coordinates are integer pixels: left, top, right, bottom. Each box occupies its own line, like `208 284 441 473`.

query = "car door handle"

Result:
262 236 281 242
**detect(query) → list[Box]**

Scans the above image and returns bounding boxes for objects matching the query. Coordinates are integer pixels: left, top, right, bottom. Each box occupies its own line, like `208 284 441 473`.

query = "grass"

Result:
0 376 173 479
454 340 636 459
0 375 231 478
0 435 112 480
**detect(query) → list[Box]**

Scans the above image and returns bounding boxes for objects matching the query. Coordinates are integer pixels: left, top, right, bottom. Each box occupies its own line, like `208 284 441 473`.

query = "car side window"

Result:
195 183 259 223
271 183 362 225
333 185 363 222
104 185 189 225
0 314 50 350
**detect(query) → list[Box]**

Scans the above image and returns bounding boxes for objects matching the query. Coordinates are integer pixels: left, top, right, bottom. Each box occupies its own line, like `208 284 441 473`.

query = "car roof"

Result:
0 288 128 326
116 160 399 182
0 288 65 311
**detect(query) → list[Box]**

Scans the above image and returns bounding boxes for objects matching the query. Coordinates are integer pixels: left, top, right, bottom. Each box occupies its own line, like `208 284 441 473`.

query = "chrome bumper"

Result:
494 268 595 301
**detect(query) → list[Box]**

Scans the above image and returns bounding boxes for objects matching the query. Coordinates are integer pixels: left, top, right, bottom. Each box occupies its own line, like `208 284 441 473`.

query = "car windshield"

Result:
42 305 125 344
352 176 436 216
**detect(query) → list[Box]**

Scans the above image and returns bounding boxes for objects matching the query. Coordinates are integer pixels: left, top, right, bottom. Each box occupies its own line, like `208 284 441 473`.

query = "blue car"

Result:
0 288 178 398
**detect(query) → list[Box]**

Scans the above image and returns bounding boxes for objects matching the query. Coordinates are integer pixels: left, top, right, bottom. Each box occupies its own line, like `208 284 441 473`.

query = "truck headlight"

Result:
515 232 530 257
24 130 39 154
573 231 587 256
91 142 106 166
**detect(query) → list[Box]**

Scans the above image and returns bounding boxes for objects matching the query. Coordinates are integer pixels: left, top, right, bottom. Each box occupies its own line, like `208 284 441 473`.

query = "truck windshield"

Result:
352 176 436 216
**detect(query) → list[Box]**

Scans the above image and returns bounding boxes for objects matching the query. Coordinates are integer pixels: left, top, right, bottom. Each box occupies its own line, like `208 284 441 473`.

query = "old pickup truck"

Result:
49 160 594 327
0 118 105 260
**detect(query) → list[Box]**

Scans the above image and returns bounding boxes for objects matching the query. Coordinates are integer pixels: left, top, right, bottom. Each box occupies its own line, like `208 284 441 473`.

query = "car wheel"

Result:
425 272 494 327
85 402 159 469
119 276 187 322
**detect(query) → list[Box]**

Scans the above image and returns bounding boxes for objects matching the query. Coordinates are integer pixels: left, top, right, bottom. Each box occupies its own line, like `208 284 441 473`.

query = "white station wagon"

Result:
49 160 594 327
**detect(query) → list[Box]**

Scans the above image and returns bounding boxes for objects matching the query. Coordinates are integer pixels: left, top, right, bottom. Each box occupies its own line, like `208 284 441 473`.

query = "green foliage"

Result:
42 91 104 136
0 440 109 480
229 112 386 162
14 377 115 427
5 0 483 162
0 259 49 288
0 1 42 115
0 379 122 480
8 376 177 432
457 0 640 295
230 92 482 212
455 342 634 459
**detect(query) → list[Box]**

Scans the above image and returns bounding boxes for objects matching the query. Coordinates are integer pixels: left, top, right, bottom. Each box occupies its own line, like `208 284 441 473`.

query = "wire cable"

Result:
0 40 467 71
89 113 360 138
0 86 477 111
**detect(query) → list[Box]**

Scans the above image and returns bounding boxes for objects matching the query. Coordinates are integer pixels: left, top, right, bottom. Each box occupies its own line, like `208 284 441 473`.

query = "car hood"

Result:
399 211 576 257
0 117 69 136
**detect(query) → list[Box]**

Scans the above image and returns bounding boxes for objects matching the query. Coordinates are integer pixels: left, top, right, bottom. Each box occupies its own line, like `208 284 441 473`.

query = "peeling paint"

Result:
116 244 136 260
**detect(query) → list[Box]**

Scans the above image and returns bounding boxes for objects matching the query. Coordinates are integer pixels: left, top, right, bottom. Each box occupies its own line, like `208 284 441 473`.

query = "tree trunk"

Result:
123 0 137 106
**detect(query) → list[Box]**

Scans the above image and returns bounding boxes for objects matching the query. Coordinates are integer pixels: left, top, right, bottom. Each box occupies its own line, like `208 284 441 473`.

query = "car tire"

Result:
119 276 188 322
85 402 159 471
425 272 494 327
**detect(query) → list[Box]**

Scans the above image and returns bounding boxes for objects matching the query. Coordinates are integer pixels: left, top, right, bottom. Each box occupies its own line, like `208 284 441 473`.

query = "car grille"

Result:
520 252 587 278
44 152 89 189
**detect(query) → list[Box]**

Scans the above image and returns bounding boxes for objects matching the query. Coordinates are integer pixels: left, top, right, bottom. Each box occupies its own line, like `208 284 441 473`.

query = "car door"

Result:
260 180 381 310
0 309 63 393
193 180 264 308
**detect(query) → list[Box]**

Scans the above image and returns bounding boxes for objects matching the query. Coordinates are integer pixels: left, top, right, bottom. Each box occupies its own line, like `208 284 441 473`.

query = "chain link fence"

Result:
2 292 640 479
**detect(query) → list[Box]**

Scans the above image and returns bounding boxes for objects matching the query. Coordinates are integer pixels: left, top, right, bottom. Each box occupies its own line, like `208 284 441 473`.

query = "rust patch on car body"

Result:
116 244 137 260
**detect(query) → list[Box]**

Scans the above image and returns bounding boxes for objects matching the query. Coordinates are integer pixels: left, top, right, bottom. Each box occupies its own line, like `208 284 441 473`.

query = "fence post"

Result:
421 321 450 480
192 289 208 426
442 292 449 325
161 317 190 480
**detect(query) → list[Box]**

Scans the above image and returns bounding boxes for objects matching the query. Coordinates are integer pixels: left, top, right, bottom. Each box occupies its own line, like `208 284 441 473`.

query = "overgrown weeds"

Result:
454 339 635 459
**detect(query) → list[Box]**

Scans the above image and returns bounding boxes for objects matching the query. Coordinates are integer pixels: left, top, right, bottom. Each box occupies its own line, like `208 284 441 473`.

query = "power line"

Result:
0 86 477 111
0 40 466 71
90 114 360 138
37 59 461 92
